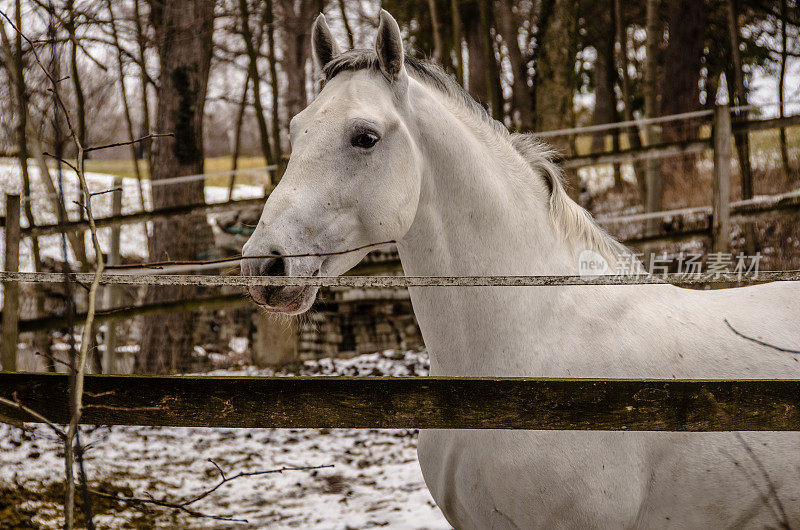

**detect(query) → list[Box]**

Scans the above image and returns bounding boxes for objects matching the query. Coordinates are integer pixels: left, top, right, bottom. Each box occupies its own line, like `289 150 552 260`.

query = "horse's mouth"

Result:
247 284 318 315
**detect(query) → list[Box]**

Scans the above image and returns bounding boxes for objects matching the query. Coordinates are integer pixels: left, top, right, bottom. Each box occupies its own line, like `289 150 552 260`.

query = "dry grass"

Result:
76 156 270 187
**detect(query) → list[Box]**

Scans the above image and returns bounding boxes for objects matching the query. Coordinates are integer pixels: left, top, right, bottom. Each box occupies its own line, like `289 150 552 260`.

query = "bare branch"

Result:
0 394 65 439
84 133 174 153
89 462 334 524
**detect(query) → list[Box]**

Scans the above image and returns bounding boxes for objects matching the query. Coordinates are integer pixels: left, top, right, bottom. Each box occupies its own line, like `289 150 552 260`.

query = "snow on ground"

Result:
0 350 450 529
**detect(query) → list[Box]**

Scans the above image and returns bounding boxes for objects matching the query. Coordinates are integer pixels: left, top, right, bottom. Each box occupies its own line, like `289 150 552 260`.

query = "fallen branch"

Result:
90 461 334 523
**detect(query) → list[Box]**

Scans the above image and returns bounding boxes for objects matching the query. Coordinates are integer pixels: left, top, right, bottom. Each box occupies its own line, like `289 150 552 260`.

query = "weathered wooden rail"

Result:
1 373 800 431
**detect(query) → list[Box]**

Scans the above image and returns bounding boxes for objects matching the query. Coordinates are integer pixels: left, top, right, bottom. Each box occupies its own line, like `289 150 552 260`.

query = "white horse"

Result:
242 10 800 528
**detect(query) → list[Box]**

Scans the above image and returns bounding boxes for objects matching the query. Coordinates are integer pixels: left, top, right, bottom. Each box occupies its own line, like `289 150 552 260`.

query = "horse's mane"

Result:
324 50 634 268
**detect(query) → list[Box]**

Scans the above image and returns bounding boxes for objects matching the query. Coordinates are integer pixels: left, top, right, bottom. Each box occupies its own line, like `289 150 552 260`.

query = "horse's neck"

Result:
397 87 581 375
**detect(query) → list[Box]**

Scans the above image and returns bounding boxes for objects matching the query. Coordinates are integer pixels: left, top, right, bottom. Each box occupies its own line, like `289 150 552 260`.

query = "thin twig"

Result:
724 319 800 354
42 151 79 174
89 187 123 198
0 395 65 439
104 239 397 270
83 133 174 153
34 350 75 370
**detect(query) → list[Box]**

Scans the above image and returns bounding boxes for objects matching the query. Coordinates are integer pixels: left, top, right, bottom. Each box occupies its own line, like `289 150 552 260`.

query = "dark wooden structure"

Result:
2 373 800 431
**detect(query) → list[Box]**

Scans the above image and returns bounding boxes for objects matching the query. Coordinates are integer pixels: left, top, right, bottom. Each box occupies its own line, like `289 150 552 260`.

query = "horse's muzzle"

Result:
240 255 317 314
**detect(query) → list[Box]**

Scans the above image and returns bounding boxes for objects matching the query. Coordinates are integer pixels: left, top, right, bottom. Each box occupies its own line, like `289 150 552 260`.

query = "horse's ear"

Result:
312 13 341 70
375 10 405 82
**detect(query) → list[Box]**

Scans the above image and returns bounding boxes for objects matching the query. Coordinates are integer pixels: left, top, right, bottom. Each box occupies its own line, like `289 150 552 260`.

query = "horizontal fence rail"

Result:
1 270 799 287
2 373 800 431
20 197 267 237
562 139 710 169
531 103 800 138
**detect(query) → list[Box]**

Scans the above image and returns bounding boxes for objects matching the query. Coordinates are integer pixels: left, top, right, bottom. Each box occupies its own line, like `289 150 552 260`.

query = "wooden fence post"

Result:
2 194 21 371
102 178 123 373
712 104 732 254
252 312 298 367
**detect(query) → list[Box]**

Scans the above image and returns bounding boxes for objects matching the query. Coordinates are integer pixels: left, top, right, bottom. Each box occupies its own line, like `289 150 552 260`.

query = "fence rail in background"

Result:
20 196 267 238
1 373 799 431
531 103 800 138
562 139 710 169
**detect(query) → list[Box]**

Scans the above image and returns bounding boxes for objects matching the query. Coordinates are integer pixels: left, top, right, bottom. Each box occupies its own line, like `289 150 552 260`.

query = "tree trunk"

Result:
779 0 790 175
496 0 534 130
12 0 50 365
138 0 216 374
614 0 645 202
240 0 275 176
725 0 756 254
276 0 322 126
229 70 251 200
107 0 147 211
725 0 753 198
338 0 354 49
643 0 662 236
428 0 444 62
534 0 579 199
265 0 284 179
661 0 705 195
463 2 488 105
133 0 153 166
661 0 704 137
451 0 464 85
589 4 616 159
66 0 86 152
478 1 502 120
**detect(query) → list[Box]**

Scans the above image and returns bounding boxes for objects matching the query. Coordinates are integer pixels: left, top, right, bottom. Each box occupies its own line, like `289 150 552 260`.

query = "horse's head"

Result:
241 10 421 313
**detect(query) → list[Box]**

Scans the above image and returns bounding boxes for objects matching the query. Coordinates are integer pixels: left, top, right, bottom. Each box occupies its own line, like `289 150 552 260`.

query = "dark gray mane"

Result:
323 49 508 138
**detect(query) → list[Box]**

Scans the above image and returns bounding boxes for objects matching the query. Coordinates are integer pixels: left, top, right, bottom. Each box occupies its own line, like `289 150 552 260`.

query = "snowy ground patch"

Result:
0 350 450 529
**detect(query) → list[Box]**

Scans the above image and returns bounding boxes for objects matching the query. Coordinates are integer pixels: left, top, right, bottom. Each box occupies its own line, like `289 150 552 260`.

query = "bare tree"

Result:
725 0 757 255
779 0 791 175
138 0 216 373
614 0 646 202
495 0 534 130
107 0 147 211
338 0 354 48
450 0 464 85
725 0 754 198
275 0 323 127
239 0 275 178
643 0 662 235
265 0 284 178
535 0 580 199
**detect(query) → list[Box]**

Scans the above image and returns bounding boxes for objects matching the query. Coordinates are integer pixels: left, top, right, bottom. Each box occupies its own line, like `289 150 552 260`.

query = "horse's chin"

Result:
248 285 318 315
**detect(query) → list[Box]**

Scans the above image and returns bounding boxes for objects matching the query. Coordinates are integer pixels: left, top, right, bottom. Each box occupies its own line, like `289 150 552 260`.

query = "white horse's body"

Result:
242 11 800 528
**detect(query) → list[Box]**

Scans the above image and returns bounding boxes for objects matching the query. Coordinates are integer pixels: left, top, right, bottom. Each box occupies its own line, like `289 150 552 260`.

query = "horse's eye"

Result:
351 132 379 149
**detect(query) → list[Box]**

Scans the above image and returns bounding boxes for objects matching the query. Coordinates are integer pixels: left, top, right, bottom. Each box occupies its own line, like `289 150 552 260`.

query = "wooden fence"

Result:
2 373 800 431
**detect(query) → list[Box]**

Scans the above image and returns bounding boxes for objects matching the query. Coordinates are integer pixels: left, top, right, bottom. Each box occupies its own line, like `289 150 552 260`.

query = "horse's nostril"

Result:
264 257 286 277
